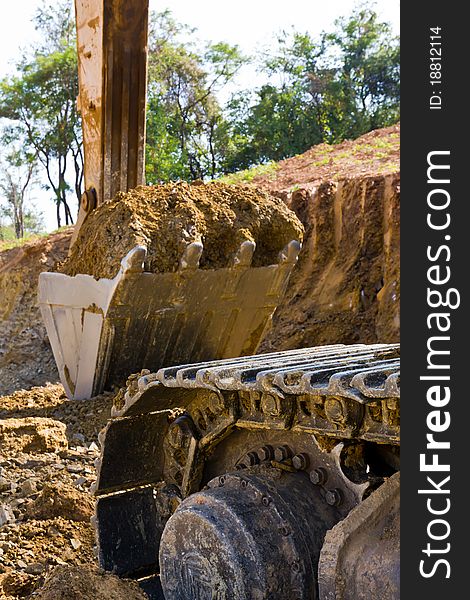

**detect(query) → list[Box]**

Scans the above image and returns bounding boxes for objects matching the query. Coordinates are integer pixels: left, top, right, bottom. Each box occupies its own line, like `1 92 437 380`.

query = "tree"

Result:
145 11 246 182
324 4 400 140
0 148 38 239
0 1 82 228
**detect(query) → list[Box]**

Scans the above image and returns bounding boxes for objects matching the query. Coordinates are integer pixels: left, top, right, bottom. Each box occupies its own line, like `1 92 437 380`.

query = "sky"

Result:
0 0 399 231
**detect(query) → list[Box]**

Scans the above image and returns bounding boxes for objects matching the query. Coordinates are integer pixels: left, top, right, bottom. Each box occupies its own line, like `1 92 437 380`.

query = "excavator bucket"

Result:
38 0 302 401
38 240 301 399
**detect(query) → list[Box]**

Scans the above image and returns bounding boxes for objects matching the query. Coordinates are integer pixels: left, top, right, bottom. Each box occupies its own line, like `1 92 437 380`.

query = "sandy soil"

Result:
0 384 115 598
61 181 304 279
0 230 72 397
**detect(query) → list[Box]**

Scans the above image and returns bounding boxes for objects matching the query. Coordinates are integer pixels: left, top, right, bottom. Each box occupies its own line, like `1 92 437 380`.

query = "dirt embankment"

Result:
251 123 399 192
0 231 72 397
247 124 400 349
260 173 400 351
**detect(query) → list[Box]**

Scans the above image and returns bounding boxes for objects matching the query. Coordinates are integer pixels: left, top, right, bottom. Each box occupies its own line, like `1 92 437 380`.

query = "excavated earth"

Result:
0 124 399 598
61 181 304 279
0 384 119 598
256 123 400 348
260 172 400 350
0 230 73 398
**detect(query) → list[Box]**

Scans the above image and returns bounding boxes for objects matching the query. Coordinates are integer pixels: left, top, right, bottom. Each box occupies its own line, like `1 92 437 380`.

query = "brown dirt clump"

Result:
0 384 114 443
34 564 147 600
61 181 304 280
0 569 37 598
27 483 94 522
0 418 67 456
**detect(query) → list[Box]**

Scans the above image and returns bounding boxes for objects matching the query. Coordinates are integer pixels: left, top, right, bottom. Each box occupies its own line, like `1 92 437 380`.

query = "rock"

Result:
0 476 9 492
34 565 148 600
20 478 37 497
17 559 28 569
70 538 81 550
11 498 25 507
0 504 14 526
46 525 60 537
25 562 45 575
66 464 84 474
0 418 68 454
26 483 94 522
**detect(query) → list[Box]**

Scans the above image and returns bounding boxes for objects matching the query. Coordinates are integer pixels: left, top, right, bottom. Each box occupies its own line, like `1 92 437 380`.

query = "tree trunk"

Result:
56 200 61 229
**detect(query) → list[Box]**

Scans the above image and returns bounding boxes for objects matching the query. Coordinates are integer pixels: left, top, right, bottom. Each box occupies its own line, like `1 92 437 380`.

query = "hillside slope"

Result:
247 123 400 349
242 123 399 193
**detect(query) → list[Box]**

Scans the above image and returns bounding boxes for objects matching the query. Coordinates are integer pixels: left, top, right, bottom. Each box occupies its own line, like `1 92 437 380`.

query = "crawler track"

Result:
93 344 400 599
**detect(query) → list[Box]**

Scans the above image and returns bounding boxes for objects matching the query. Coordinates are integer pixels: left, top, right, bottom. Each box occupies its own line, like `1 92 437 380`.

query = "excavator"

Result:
37 1 400 598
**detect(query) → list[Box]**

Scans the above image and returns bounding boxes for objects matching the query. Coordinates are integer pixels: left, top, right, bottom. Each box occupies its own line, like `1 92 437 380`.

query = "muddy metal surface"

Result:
94 344 400 599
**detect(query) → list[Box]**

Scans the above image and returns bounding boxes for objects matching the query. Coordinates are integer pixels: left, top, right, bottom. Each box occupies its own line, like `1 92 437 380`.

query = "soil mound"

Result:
61 181 304 279
0 418 67 456
33 564 147 599
251 123 399 193
27 483 94 522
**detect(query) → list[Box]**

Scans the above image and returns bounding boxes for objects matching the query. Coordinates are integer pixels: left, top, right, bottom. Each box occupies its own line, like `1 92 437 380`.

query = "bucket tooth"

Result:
39 238 301 400
279 239 301 264
120 245 147 274
179 241 203 270
232 240 256 268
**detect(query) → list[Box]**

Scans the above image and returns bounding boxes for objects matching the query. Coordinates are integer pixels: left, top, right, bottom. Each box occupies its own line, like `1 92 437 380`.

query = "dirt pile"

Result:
27 483 94 522
0 230 72 397
61 181 304 280
33 564 148 599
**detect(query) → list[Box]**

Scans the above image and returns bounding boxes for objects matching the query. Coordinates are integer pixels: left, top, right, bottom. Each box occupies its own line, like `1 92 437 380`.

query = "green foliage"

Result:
218 162 279 185
0 1 82 228
323 4 400 140
221 4 399 172
0 3 399 212
0 227 47 250
0 143 41 238
145 11 246 182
